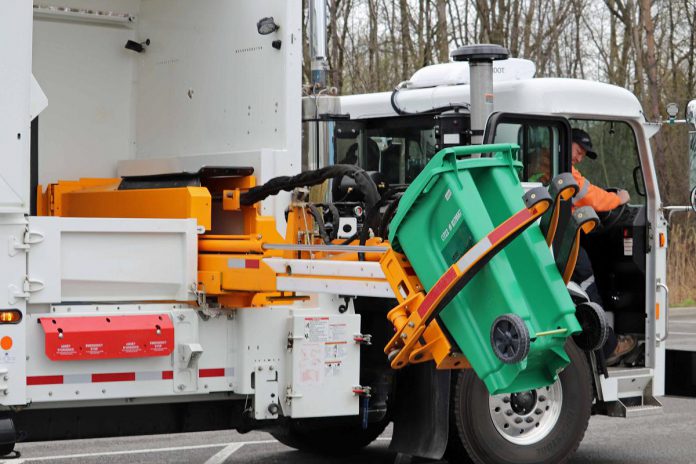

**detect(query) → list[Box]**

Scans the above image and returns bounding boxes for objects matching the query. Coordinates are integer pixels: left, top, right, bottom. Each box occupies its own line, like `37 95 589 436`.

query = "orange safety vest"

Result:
571 167 621 212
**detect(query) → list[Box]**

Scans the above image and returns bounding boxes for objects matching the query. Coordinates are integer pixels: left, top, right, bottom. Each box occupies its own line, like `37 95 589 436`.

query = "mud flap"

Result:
389 364 450 460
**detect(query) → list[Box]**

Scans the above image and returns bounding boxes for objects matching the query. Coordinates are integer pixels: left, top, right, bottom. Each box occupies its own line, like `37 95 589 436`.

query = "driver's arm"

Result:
571 167 625 212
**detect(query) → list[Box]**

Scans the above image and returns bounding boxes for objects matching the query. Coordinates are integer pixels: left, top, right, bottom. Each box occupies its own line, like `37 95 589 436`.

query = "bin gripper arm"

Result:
385 187 552 369
539 173 578 246
554 206 599 283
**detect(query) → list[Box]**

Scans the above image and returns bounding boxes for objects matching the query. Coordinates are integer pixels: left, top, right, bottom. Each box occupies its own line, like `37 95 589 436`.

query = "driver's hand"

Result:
617 189 630 205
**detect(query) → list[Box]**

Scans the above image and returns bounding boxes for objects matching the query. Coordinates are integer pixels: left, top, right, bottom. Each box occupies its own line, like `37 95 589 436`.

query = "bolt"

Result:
525 417 534 423
257 366 263 371
268 403 280 415
204 384 208 389
177 314 185 321
514 417 523 424
3 376 7 381
505 410 513 416
400 333 408 340
269 366 275 371
408 321 415 328
178 384 185 391
48 392 52 396
58 332 63 339
75 390 79 395
539 395 546 402
535 408 543 415
102 389 106 394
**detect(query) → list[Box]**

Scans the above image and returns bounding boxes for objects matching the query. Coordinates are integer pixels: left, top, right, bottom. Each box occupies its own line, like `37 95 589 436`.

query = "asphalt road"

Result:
4 308 695 464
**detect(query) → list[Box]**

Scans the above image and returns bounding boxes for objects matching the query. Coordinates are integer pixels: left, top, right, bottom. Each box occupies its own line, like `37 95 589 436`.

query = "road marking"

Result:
203 443 245 464
2 439 277 463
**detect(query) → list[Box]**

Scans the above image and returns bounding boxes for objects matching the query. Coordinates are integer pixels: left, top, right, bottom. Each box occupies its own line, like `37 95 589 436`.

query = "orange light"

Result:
659 233 666 248
656 303 660 320
0 310 21 324
0 337 12 351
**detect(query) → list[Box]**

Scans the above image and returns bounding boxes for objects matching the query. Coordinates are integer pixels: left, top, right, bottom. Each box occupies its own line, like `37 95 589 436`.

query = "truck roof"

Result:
340 78 646 123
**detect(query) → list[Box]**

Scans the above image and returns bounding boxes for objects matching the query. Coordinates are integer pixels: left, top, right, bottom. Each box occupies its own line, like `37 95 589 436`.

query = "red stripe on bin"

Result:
27 375 63 386
417 268 458 318
162 370 174 380
199 368 226 378
487 209 532 244
92 372 136 383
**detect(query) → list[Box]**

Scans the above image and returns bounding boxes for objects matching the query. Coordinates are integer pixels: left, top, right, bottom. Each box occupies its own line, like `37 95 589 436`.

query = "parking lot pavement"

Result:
4 395 696 464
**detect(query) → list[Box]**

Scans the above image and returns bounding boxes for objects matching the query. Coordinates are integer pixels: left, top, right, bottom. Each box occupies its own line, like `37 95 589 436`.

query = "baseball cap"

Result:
572 128 597 159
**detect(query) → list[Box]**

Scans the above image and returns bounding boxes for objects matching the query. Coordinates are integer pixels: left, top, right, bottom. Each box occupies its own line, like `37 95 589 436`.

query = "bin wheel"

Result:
490 314 530 364
572 302 608 352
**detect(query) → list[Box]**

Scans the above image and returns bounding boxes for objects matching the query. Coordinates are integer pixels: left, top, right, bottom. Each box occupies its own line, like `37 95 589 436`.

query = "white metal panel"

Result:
26 217 197 303
0 1 32 213
0 220 29 406
287 310 360 418
33 5 139 185
135 0 302 161
277 277 394 298
30 75 48 120
264 258 387 279
235 307 290 396
24 303 234 404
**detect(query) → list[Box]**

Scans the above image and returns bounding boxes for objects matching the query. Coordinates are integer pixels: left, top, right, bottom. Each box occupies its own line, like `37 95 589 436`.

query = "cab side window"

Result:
491 122 563 185
570 120 645 205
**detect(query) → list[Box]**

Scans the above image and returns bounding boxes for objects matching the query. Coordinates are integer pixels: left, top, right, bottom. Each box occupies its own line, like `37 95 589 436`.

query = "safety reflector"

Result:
39 314 174 361
0 310 21 324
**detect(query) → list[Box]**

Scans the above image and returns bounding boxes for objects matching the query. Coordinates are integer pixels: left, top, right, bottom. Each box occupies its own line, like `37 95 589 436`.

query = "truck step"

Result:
606 396 663 418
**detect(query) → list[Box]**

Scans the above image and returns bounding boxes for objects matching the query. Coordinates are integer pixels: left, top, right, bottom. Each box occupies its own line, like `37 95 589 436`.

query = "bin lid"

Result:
388 143 521 252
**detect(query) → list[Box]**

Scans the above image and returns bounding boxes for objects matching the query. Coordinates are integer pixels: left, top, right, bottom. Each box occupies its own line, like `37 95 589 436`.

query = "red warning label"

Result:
40 315 174 361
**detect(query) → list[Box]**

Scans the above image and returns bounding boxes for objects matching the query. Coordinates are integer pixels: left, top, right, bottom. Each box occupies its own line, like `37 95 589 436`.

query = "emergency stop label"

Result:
56 344 78 357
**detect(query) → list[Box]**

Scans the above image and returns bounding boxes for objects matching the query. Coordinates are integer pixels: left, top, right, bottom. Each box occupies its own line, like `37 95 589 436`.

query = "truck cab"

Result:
319 65 667 413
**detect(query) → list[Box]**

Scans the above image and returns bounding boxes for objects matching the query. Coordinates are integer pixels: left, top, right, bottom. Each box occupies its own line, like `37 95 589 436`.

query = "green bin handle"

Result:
441 143 520 173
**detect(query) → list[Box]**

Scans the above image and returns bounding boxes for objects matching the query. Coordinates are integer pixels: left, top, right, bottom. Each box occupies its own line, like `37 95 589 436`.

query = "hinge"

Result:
8 229 44 257
8 278 45 304
285 385 303 403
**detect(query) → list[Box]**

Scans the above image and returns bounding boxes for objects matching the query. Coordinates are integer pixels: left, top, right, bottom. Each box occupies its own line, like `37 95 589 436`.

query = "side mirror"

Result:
687 99 696 130
691 186 696 213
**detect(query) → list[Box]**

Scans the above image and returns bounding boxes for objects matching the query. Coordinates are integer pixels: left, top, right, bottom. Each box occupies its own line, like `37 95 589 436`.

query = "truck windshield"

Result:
334 116 438 184
570 119 645 204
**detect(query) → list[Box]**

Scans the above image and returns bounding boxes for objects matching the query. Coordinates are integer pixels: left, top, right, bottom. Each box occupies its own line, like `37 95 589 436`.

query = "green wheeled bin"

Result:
388 144 581 395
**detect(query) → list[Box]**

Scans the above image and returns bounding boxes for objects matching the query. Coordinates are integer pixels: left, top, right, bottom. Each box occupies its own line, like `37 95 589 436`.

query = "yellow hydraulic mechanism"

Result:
37 166 598 374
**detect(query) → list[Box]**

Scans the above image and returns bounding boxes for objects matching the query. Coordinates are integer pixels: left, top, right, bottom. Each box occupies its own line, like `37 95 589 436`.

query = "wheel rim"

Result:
488 380 563 445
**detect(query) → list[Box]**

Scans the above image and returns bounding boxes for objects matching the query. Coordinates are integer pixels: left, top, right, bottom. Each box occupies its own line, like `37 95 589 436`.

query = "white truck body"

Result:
0 0 686 461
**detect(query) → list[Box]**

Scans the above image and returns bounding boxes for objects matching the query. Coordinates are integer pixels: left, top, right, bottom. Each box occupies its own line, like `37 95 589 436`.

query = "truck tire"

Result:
270 418 388 455
448 340 591 464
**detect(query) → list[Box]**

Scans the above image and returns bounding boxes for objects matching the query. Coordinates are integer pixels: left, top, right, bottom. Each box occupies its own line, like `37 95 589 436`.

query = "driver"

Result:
571 128 635 365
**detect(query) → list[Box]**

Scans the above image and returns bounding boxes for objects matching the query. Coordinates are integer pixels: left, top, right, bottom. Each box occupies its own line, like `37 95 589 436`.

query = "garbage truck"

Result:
0 1 695 463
